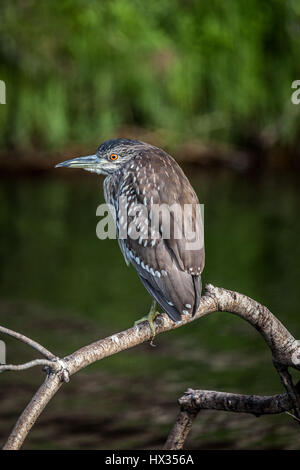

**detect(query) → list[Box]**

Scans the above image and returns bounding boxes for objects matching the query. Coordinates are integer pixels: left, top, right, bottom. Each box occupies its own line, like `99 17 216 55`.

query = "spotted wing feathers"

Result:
106 146 205 321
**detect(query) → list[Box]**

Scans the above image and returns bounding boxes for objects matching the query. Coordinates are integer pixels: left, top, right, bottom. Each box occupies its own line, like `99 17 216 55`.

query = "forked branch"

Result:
1 284 300 450
164 385 300 450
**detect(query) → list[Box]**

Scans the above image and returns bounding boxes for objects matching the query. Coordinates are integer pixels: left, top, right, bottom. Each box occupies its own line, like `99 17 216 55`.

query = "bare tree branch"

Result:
0 359 56 373
0 325 56 360
204 285 300 368
2 284 300 450
4 374 63 451
164 409 199 450
180 386 300 415
164 385 300 450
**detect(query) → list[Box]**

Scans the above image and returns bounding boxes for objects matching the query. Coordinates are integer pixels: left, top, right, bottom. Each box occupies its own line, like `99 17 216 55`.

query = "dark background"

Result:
0 0 300 449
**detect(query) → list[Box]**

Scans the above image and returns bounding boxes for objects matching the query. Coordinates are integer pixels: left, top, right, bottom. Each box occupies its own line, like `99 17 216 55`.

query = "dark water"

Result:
0 170 300 449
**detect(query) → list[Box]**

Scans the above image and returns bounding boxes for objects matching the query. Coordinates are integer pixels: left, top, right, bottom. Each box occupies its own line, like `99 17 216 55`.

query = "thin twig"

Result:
273 362 300 420
0 326 56 360
0 359 55 373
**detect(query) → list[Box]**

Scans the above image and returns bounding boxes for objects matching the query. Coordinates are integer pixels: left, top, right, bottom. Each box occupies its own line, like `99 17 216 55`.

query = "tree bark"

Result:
2 284 300 450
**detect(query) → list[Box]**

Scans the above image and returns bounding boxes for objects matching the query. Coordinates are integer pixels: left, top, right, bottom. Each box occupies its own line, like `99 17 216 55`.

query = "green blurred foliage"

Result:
0 0 300 151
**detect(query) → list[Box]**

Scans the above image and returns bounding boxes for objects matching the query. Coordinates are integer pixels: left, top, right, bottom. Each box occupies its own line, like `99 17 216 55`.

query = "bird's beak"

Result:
55 154 99 170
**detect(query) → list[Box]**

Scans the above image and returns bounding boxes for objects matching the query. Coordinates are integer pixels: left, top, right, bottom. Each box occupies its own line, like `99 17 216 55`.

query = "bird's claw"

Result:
134 301 160 346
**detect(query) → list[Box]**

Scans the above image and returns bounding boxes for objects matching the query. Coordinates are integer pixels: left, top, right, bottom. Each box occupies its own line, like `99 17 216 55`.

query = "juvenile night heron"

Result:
56 139 205 338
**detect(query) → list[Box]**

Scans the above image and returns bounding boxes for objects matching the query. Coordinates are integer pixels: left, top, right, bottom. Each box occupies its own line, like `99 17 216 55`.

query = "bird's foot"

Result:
134 301 160 346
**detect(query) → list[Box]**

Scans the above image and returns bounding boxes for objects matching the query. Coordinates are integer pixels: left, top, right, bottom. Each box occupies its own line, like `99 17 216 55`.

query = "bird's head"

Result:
55 138 145 176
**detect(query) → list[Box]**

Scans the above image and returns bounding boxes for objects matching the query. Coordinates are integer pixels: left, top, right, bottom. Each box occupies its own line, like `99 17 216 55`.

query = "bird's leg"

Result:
134 300 160 346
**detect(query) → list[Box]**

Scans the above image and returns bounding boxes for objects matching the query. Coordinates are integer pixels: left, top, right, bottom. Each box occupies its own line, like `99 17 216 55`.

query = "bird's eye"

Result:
109 154 119 161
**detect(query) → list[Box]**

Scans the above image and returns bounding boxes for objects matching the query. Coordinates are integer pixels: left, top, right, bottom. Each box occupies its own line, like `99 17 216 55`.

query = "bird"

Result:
55 138 205 339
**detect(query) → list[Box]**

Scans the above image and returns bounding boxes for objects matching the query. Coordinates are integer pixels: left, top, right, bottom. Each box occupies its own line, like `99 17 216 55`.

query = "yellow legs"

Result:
134 300 160 346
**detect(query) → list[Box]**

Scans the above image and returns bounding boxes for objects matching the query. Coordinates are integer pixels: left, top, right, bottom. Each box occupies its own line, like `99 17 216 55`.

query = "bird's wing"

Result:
116 150 205 321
